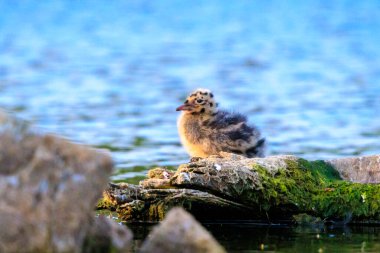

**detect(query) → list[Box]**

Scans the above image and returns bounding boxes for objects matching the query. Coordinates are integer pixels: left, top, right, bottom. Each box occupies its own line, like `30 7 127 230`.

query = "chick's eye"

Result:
196 99 203 104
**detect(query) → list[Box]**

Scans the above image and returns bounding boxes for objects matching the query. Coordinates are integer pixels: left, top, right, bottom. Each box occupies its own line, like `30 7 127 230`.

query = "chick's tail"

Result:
246 138 266 158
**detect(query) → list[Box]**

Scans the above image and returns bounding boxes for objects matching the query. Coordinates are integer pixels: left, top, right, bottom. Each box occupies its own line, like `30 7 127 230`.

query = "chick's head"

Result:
176 88 217 115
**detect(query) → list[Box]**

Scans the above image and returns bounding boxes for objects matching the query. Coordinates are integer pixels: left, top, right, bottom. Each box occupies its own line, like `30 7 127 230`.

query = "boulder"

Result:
139 207 226 253
0 111 131 252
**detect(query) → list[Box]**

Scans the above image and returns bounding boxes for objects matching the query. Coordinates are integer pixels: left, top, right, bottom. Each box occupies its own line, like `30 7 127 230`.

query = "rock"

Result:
101 185 251 221
139 178 172 189
147 167 175 179
83 216 133 253
139 207 226 253
327 155 380 183
100 154 380 224
171 155 301 207
138 168 176 189
0 111 129 252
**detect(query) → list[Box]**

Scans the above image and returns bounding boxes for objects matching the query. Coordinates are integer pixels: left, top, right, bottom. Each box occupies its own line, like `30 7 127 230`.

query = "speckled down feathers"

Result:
177 88 265 158
178 109 265 158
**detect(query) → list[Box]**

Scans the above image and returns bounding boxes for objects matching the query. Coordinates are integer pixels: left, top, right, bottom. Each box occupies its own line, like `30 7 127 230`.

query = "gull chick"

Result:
176 88 265 158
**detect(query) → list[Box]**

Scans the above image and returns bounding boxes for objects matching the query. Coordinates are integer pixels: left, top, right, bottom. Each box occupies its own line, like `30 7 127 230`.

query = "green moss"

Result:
250 158 380 221
295 159 341 181
252 159 332 212
97 197 115 210
149 201 169 221
314 181 380 220
293 213 322 225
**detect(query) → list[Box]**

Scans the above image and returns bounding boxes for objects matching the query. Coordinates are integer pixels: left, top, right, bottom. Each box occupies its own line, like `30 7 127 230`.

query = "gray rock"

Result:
170 152 300 206
0 111 130 252
139 207 226 253
84 216 133 253
327 155 380 183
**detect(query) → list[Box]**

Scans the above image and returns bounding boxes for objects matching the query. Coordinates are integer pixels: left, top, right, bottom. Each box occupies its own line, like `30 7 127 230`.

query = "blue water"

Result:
1 1 380 183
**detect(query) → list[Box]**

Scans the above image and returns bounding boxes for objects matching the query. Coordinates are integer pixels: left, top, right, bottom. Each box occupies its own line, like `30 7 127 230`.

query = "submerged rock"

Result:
0 111 130 252
100 151 380 224
139 207 226 253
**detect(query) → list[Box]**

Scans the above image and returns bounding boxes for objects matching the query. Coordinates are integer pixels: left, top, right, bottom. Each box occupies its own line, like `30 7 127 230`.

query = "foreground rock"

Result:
0 111 132 252
84 216 132 253
139 208 226 253
100 152 380 223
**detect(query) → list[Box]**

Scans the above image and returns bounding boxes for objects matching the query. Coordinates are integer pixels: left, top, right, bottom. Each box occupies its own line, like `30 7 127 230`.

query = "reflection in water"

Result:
127 222 380 253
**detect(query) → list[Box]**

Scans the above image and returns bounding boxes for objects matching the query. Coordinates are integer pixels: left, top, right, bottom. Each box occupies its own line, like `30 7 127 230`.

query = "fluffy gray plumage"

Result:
177 88 265 158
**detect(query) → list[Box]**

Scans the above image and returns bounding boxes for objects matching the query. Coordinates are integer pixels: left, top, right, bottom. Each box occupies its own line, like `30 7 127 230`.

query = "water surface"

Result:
1 1 380 182
128 222 380 253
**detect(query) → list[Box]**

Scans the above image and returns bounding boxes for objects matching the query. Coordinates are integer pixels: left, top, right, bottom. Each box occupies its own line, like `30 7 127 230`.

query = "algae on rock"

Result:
99 152 380 223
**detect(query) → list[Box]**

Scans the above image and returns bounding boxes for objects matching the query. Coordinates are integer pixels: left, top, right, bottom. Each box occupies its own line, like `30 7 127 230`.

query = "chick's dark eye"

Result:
196 99 203 104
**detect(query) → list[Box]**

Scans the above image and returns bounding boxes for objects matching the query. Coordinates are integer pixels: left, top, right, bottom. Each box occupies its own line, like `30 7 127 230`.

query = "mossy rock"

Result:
102 155 380 223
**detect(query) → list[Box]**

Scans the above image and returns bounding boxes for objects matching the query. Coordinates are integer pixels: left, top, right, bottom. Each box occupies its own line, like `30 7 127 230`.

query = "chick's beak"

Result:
176 103 194 111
